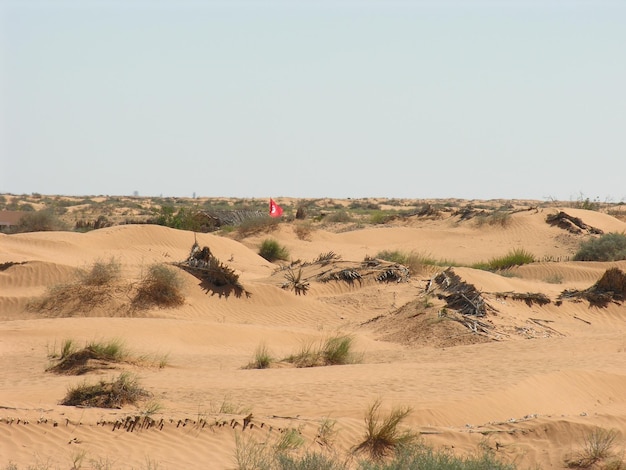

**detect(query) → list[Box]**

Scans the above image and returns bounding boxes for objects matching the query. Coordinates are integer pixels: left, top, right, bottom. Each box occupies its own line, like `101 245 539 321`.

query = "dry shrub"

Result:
79 257 121 286
61 372 150 408
565 427 619 468
237 216 280 238
293 222 314 241
133 263 185 308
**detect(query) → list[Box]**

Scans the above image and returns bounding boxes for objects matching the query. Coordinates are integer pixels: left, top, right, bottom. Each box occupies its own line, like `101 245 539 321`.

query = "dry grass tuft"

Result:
565 427 620 468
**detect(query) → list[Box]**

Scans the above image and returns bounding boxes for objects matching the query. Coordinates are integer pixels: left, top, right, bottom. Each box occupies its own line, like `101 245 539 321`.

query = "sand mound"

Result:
4 200 626 469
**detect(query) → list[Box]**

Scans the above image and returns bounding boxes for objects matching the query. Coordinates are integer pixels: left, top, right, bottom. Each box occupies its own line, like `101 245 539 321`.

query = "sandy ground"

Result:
2 201 626 469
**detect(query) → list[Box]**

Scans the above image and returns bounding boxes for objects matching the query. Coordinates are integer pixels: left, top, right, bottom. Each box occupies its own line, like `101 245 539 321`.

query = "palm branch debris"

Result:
494 292 551 307
278 254 410 295
545 211 603 235
559 267 626 307
433 268 495 317
173 240 248 295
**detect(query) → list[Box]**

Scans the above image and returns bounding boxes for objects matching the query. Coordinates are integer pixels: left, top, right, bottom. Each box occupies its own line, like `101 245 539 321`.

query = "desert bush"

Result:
133 264 185 308
369 211 394 225
259 238 290 262
474 210 511 228
79 257 121 286
11 209 68 233
237 216 280 238
293 222 314 241
61 372 149 408
353 399 417 460
574 233 626 261
474 248 535 271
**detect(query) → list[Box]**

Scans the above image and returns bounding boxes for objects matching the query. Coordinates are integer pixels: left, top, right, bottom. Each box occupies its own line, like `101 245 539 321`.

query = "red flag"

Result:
269 198 283 218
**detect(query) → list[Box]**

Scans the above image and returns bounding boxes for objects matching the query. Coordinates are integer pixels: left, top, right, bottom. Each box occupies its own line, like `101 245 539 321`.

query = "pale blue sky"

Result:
1 0 625 201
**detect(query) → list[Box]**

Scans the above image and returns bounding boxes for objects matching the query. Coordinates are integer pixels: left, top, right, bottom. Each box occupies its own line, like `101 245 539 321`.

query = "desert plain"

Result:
2 195 626 469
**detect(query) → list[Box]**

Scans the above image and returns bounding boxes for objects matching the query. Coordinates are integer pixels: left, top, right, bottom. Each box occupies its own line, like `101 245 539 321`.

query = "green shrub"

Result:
11 209 68 233
259 238 290 262
574 233 626 261
133 264 185 308
369 211 394 225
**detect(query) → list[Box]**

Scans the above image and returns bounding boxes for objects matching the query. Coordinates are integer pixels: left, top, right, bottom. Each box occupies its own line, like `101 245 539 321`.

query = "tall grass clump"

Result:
573 233 626 261
353 399 417 460
475 248 535 271
133 263 185 308
259 238 290 262
322 335 357 366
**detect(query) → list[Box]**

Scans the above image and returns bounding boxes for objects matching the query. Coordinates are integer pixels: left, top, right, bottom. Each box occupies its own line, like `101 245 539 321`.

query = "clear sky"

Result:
1 0 625 201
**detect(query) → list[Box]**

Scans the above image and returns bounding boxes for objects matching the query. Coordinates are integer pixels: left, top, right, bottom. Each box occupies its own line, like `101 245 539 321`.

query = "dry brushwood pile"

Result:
173 241 248 296
545 211 603 235
494 291 552 307
279 253 410 295
432 267 495 316
559 267 626 307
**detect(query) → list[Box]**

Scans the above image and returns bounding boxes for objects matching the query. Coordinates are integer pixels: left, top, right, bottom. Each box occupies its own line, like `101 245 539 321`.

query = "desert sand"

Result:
2 198 626 469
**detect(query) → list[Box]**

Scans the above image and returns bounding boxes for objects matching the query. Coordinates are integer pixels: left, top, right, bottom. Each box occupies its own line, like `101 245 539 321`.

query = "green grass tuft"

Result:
474 248 535 271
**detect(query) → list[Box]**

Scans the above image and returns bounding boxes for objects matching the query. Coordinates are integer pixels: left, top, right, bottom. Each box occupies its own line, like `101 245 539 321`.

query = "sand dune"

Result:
2 202 626 468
